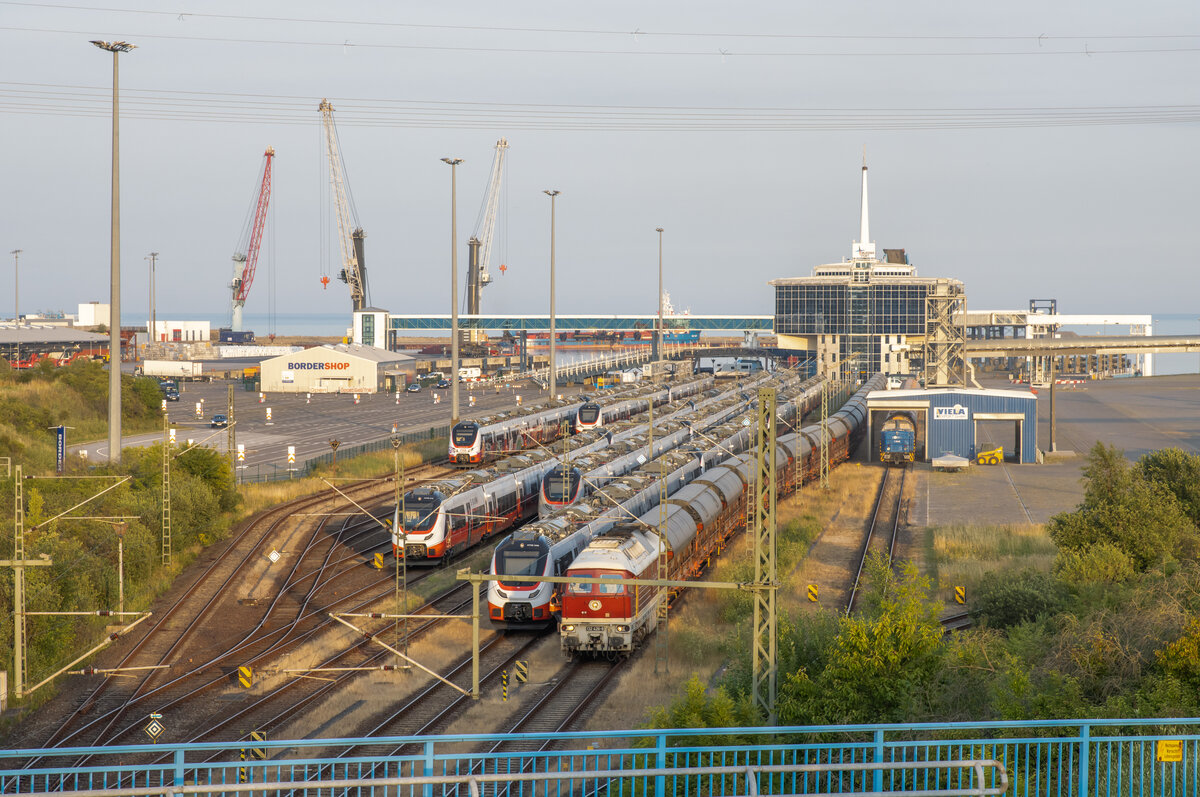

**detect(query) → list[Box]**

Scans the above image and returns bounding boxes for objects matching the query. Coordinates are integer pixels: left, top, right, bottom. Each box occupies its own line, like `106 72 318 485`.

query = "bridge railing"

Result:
4 718 1200 797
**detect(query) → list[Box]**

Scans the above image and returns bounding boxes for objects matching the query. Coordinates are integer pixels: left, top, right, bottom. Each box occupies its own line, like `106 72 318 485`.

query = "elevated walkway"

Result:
387 314 773 331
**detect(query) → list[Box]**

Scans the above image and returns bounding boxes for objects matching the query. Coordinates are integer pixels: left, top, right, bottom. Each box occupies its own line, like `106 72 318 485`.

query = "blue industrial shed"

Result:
866 387 1039 464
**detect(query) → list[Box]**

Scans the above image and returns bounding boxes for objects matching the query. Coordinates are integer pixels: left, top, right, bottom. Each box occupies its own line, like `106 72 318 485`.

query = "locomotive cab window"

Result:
452 422 480 446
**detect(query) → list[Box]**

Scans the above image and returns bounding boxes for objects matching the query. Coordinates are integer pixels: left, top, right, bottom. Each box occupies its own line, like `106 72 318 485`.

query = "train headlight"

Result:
616 625 630 632
562 624 575 632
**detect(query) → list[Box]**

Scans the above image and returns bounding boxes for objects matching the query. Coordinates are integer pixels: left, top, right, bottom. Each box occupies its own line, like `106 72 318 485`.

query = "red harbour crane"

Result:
230 147 274 332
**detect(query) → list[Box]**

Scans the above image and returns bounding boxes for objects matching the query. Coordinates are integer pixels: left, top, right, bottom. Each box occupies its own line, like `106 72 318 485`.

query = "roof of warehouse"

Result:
867 387 1036 403
0 326 109 344
323 343 414 363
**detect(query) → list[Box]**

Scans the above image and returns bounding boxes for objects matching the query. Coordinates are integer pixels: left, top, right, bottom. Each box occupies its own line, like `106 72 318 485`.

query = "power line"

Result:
3 2 1199 43
5 25 1200 57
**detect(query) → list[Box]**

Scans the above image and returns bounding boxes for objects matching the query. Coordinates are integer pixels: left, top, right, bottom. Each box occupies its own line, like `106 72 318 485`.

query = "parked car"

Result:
406 382 422 393
210 413 228 428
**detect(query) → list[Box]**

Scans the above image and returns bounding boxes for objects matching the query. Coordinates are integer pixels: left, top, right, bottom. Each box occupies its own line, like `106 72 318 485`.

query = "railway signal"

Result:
238 665 252 688
286 445 295 464
354 393 360 405
265 407 273 425
194 402 202 418
373 552 385 569
954 586 965 605
236 444 245 463
258 392 265 404
514 660 529 683
168 428 176 446
807 584 819 602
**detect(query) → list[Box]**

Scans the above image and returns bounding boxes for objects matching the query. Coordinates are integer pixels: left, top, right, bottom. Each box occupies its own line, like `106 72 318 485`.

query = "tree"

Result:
1048 442 1199 570
1137 448 1200 527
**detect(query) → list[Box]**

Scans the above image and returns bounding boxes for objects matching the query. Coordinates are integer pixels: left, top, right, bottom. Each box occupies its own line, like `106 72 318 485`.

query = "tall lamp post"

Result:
146 251 158 343
655 227 664 360
10 249 20 368
441 157 464 425
544 190 561 399
91 39 135 465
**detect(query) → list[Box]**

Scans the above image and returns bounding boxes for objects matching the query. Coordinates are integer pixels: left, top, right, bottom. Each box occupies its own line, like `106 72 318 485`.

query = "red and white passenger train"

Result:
559 374 882 655
447 378 714 465
489 371 825 627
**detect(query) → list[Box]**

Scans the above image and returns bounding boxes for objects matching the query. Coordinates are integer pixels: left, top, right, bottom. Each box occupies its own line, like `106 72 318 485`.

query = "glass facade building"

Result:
771 261 953 376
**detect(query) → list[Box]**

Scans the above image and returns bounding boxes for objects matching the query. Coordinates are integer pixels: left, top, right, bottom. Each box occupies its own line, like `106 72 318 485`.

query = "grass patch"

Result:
925 522 1056 591
236 438 445 520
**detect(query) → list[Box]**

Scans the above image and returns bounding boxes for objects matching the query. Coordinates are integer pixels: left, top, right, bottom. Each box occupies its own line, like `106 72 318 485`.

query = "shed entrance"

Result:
973 414 1024 462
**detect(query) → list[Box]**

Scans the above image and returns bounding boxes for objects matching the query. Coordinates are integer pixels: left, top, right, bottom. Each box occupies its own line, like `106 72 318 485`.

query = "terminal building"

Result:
770 163 966 385
259 344 416 394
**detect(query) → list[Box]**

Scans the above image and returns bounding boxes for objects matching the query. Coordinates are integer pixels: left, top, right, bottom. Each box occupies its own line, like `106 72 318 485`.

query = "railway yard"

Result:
6 372 1200 764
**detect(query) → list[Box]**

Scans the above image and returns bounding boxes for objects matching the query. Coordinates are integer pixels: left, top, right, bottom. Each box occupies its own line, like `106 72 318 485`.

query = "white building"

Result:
260 344 416 394
150 320 210 342
77 302 110 328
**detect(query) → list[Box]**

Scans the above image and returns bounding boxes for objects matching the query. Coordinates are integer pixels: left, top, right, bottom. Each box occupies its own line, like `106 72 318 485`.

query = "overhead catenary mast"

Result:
466 138 509 318
319 99 368 311
229 147 274 332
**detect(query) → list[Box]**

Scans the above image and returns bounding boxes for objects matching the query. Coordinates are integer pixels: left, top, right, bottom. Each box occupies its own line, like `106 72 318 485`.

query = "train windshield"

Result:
400 492 441 532
495 537 549 581
577 403 601 424
542 467 581 502
452 422 480 447
568 570 626 595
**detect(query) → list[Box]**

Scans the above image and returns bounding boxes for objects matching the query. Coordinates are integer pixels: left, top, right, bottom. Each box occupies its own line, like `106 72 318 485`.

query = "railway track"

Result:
23 461 455 762
846 463 909 613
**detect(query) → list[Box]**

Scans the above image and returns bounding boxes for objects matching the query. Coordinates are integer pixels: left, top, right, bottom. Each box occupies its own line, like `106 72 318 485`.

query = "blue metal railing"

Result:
2 719 1199 796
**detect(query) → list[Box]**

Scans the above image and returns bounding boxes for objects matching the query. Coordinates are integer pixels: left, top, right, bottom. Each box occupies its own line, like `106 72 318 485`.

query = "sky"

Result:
2 1 1198 327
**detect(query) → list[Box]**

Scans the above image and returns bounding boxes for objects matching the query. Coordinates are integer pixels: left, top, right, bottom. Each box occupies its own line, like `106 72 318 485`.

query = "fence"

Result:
4 719 1199 796
235 425 449 484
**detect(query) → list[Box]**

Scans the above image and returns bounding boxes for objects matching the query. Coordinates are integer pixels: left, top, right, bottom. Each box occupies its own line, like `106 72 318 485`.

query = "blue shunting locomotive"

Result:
880 410 917 463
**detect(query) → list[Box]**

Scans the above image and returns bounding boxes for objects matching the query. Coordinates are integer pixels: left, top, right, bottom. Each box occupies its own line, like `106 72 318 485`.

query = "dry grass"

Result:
925 522 1056 590
236 440 443 519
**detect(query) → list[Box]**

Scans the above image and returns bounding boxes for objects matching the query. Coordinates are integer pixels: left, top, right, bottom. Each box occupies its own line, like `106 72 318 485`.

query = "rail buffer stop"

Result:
867 388 1038 464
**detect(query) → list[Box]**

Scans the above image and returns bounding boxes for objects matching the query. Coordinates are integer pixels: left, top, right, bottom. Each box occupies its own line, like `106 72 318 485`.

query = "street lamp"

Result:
10 248 20 367
655 227 664 360
441 157 464 425
91 39 135 465
544 190 561 399
146 251 158 344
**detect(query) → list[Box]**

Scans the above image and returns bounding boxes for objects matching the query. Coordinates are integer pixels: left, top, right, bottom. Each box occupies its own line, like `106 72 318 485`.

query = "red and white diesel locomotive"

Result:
560 374 881 655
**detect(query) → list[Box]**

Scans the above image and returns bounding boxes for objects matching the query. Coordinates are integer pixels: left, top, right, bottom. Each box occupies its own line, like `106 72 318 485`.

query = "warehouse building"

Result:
259 344 416 394
866 387 1038 464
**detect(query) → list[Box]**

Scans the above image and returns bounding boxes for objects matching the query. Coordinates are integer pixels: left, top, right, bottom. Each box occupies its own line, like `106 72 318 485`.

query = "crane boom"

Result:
319 99 368 310
472 138 508 288
229 146 274 332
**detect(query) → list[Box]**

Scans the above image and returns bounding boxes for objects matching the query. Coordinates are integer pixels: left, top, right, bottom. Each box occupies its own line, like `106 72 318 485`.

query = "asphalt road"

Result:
72 379 586 470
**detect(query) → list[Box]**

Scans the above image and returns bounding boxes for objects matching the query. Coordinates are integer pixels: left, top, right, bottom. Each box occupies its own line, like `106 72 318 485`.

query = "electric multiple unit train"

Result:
447 377 714 465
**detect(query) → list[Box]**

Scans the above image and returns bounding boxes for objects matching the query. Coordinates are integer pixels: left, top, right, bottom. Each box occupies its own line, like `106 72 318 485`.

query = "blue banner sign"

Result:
55 425 65 473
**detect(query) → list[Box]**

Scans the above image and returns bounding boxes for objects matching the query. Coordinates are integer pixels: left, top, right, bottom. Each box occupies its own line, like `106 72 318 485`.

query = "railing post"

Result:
173 748 185 796
1077 724 1090 797
424 739 436 797
655 733 667 797
873 729 884 794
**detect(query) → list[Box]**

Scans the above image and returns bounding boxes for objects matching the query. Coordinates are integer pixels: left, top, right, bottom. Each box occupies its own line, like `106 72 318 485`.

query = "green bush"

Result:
972 569 1066 628
1054 542 1136 587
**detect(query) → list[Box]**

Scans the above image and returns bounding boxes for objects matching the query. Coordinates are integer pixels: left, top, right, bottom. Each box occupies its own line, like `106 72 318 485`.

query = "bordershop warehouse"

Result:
259 344 416 394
